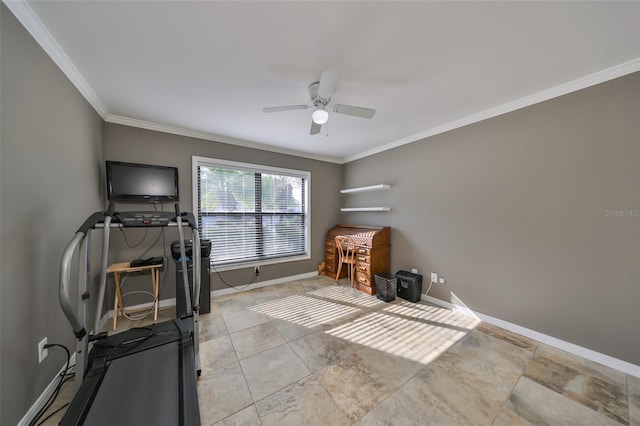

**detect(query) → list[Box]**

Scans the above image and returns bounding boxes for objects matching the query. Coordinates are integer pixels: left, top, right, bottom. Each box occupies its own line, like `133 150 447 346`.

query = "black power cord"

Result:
211 261 259 291
29 343 73 426
34 402 70 426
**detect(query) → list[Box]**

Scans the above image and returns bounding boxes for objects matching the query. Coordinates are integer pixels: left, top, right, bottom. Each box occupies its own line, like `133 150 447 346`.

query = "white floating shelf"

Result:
340 184 391 194
340 207 391 212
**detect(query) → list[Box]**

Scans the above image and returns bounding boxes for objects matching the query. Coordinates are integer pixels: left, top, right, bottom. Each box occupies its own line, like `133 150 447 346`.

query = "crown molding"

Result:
6 0 637 165
105 114 343 164
344 58 640 163
4 0 339 164
3 0 109 118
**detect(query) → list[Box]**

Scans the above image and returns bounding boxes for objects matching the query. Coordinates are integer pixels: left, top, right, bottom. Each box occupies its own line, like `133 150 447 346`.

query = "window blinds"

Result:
195 158 309 267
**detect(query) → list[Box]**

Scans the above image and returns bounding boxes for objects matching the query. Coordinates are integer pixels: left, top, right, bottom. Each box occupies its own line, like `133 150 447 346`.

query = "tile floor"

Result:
40 275 639 425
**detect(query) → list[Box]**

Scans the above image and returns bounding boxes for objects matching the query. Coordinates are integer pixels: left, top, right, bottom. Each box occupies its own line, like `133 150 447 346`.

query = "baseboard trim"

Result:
18 352 77 426
210 271 319 298
422 294 478 318
421 294 640 378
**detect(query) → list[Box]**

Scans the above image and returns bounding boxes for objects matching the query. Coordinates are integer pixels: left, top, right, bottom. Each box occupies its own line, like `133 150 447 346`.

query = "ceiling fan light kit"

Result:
311 107 329 124
263 70 376 135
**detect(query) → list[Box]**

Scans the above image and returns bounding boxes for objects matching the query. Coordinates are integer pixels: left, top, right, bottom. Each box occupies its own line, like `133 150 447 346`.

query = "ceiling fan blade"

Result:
333 104 376 119
263 105 309 113
317 71 337 99
310 120 321 135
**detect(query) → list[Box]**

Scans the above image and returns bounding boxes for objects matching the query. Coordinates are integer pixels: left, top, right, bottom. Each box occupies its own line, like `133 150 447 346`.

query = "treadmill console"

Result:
115 211 176 227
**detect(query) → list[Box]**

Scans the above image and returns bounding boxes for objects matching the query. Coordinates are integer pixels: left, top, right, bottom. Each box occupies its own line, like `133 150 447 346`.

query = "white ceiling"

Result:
8 1 640 163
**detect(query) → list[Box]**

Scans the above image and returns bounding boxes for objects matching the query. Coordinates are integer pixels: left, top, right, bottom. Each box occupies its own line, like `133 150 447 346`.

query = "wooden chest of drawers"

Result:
324 224 390 295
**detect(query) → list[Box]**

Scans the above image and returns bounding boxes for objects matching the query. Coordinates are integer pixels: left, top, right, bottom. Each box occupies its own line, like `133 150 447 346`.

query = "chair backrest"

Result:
335 236 356 263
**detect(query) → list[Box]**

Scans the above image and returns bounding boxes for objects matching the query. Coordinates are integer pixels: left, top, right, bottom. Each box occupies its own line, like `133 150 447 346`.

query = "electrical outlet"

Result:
38 337 48 363
411 268 418 274
439 277 446 284
254 266 260 277
431 272 438 283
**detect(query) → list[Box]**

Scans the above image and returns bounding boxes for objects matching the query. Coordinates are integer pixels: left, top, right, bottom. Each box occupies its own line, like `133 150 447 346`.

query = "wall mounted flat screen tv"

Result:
106 161 179 202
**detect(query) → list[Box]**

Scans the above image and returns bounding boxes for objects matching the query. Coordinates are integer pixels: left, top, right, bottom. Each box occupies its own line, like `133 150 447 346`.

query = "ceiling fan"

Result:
263 71 376 135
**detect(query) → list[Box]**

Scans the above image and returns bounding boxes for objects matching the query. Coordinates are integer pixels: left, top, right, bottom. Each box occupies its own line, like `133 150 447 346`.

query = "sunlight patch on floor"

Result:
248 294 361 328
325 310 472 364
382 301 480 329
307 286 386 308
248 285 480 365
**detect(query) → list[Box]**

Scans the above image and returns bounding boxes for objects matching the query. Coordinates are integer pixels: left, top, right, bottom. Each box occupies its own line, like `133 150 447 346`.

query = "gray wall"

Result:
342 72 640 365
2 2 636 422
0 5 105 425
104 123 342 296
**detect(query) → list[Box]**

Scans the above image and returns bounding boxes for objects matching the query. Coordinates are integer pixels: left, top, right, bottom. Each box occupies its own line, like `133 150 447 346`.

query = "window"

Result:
193 156 310 268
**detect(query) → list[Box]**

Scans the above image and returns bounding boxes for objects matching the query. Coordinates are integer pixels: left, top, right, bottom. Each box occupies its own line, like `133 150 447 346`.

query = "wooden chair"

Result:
335 236 357 287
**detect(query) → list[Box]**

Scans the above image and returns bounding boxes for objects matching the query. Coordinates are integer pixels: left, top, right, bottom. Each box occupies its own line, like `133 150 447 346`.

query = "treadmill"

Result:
58 202 201 425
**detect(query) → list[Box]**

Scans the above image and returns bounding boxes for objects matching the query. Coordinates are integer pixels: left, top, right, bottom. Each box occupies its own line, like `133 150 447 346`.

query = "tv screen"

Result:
106 161 179 202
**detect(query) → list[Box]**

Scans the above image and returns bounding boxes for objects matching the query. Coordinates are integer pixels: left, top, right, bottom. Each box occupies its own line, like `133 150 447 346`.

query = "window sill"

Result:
340 207 391 212
208 253 311 272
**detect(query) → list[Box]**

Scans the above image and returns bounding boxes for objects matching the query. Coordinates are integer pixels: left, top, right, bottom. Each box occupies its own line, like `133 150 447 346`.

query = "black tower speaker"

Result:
172 240 211 316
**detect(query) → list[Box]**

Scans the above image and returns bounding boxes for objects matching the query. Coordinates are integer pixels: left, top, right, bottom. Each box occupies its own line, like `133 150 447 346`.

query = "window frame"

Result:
192 156 311 271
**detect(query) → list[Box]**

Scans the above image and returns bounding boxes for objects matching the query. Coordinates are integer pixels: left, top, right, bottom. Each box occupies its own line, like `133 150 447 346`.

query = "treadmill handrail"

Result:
77 212 109 234
59 232 86 339
94 203 116 333
191 232 201 311
175 204 192 316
